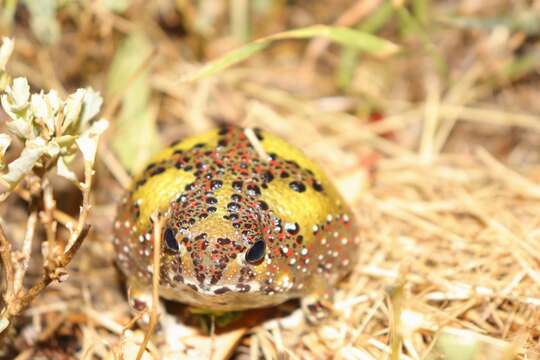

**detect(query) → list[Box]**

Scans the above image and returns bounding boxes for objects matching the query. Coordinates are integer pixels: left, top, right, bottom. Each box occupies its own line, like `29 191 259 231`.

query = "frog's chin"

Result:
158 281 295 312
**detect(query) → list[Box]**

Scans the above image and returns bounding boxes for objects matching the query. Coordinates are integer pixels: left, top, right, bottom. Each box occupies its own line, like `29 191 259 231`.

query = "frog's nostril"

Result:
245 240 266 264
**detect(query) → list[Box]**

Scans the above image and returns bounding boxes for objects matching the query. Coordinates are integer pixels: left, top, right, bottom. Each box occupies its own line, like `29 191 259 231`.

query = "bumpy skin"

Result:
114 126 359 312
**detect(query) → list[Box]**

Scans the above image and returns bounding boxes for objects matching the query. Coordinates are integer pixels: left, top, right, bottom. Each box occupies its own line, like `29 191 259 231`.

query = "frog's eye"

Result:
164 228 179 252
245 240 266 265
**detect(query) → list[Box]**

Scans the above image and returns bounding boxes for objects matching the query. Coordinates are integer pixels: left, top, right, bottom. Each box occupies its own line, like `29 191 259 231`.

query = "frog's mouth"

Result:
159 276 264 302
158 279 293 311
182 278 261 296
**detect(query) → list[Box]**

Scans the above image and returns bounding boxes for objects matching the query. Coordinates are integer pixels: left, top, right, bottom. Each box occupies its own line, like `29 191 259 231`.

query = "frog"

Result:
113 125 359 323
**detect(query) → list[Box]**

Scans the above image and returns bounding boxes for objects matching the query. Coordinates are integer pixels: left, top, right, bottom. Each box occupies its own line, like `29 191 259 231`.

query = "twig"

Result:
387 281 405 360
476 147 540 199
12 186 77 227
40 179 58 264
136 212 163 360
13 349 34 360
244 127 269 162
433 63 484 153
122 310 145 333
437 104 540 131
419 74 440 163
6 225 91 317
84 306 125 335
0 224 14 304
66 160 94 251
98 142 132 190
36 313 66 342
210 315 216 359
12 209 37 296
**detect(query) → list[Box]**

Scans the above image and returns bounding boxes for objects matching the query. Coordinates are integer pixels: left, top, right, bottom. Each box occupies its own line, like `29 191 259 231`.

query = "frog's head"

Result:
158 199 293 304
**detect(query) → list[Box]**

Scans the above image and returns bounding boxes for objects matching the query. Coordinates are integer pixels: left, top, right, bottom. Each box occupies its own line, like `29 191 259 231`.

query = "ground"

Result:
0 1 539 359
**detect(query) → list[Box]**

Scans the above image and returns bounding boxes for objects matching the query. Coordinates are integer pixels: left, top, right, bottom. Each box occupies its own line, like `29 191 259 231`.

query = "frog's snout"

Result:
178 233 244 289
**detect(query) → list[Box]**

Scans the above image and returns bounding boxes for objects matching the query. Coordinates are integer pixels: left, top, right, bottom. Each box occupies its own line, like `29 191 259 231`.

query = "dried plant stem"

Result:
13 349 34 360
419 74 440 162
0 224 14 303
6 225 90 317
98 142 132 189
136 212 163 360
41 179 57 262
388 281 405 360
476 147 540 199
244 127 269 161
66 161 93 251
0 158 96 330
13 209 37 295
438 104 540 131
13 186 76 227
433 64 484 153
122 310 145 332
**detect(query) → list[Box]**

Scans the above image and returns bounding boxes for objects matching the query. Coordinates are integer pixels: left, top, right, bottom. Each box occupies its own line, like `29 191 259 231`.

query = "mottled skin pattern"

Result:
114 126 359 312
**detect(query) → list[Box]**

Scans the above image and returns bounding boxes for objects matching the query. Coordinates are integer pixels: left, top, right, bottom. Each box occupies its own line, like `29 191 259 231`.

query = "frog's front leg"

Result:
127 280 165 328
301 276 335 324
126 281 200 351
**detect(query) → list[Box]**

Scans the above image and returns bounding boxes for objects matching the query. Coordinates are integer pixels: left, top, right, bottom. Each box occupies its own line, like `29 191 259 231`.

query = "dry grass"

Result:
0 0 539 359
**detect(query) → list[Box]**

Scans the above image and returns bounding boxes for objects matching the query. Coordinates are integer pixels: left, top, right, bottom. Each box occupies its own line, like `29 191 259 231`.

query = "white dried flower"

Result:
1 77 34 139
76 119 109 163
0 38 14 92
56 156 77 182
62 88 85 133
0 37 14 71
31 90 60 134
7 77 30 110
44 141 60 158
2 137 47 185
0 38 109 188
79 88 103 127
4 118 33 140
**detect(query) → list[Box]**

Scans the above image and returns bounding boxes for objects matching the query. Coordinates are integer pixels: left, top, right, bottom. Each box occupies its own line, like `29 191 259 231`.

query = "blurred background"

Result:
0 0 539 359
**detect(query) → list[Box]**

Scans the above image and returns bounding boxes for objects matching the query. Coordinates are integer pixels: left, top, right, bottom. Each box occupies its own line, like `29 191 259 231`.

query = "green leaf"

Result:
412 0 430 26
396 5 447 76
107 32 160 174
273 25 398 54
181 42 267 83
337 0 396 89
426 329 514 360
181 25 399 82
440 13 540 35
